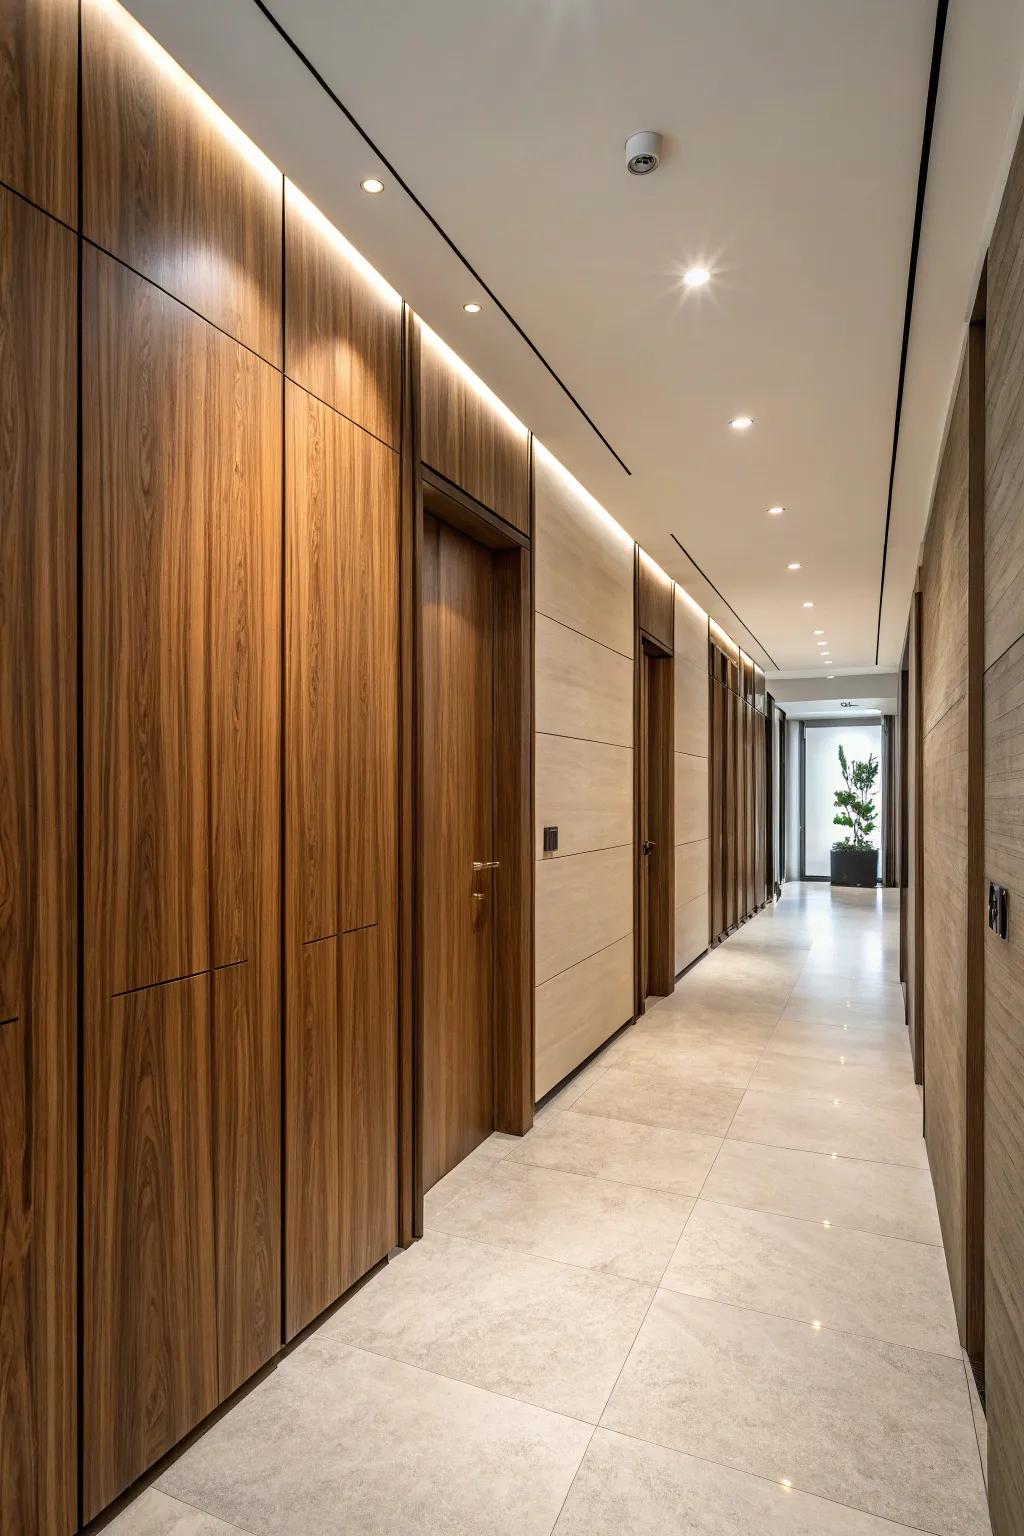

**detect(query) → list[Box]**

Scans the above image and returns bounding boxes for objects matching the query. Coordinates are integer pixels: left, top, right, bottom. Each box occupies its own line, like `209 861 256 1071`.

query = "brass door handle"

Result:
473 860 500 870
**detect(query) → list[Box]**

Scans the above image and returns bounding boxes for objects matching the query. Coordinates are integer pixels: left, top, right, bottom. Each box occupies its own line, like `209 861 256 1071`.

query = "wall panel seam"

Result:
533 931 634 988
535 609 633 662
282 371 400 456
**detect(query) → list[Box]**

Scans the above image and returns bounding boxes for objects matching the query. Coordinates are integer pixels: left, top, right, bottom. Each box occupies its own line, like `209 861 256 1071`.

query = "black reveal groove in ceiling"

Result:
670 533 779 670
874 0 949 664
250 0 631 476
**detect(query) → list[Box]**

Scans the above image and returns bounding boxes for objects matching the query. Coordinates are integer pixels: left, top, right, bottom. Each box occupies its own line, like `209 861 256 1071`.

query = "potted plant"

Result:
830 745 879 887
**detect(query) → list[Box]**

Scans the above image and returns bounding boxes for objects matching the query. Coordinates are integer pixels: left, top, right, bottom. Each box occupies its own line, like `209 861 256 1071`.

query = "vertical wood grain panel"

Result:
339 922 398 1286
0 0 78 225
985 120 1024 670
0 189 76 1536
419 322 529 532
907 587 924 1081
710 677 726 942
637 549 673 650
284 180 402 447
82 0 282 363
84 975 218 1519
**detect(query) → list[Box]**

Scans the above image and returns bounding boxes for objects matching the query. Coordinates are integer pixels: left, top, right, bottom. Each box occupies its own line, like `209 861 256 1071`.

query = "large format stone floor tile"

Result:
599 1031 760 1085
429 1160 692 1283
765 1019 911 1066
422 1131 518 1224
701 1139 942 1244
506 1108 721 1195
554 1429 931 1536
662 1199 960 1356
104 1491 254 1536
629 1007 778 1050
325 1230 651 1422
747 1054 922 1113
158 1339 592 1536
573 1064 747 1137
728 1087 927 1168
781 992 906 1028
601 1292 990 1536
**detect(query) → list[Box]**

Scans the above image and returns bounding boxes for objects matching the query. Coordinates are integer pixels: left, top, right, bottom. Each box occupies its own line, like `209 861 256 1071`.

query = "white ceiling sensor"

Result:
625 131 663 175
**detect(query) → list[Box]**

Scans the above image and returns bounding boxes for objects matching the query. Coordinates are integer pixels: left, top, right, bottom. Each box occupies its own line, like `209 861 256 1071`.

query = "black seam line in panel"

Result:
302 920 379 947
0 1016 16 1028
284 371 399 457
875 0 948 665
0 174 78 236
537 931 632 989
81 234 280 373
109 960 246 1001
248 0 631 477
75 0 85 1524
669 533 779 671
535 611 634 664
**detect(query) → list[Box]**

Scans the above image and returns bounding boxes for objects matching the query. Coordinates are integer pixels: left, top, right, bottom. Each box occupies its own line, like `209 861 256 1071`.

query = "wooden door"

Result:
422 515 496 1191
639 644 674 1003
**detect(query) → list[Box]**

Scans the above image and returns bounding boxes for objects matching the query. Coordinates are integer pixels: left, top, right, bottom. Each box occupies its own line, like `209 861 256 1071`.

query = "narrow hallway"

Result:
112 885 988 1536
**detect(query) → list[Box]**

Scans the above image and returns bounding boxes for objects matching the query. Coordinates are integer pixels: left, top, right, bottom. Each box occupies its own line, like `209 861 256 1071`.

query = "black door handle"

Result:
643 840 655 856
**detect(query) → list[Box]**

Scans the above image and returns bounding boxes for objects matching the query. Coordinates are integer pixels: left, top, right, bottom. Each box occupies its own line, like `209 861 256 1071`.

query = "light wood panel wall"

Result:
534 447 635 1097
673 588 710 973
984 113 1024 1536
0 181 77 1536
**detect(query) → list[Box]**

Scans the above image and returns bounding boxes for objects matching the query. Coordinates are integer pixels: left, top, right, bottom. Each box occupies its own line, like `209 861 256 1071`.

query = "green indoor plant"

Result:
830 745 879 887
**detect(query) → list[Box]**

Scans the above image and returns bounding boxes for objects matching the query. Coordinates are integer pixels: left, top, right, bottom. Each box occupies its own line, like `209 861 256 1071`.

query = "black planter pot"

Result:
830 846 878 888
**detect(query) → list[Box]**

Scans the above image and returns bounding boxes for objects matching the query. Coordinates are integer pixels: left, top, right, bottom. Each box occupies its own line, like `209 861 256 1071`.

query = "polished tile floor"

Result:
106 883 990 1536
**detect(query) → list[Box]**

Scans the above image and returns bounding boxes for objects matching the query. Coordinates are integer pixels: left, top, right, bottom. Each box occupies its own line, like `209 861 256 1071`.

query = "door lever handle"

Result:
643 840 655 856
473 860 500 870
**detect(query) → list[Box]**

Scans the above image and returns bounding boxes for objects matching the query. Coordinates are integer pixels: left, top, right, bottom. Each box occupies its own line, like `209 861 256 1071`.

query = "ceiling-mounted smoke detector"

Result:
625 131 663 175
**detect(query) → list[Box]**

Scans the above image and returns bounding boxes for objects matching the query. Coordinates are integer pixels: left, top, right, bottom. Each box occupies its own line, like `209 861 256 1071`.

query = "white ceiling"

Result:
123 0 1024 674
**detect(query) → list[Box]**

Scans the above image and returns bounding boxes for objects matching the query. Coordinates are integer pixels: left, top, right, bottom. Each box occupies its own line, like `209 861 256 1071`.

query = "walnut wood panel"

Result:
421 515 495 1190
533 447 634 658
640 647 674 1000
906 587 925 1082
675 750 709 851
675 892 709 974
675 658 710 758
637 548 674 650
710 677 726 941
535 844 633 986
535 735 632 859
84 975 218 1519
82 0 282 363
985 633 1024 1533
0 0 78 224
922 363 969 736
743 701 756 917
284 385 399 1335
754 710 767 904
284 180 402 447
922 695 968 1335
985 115 1024 670
725 687 740 931
0 191 76 1536
492 543 533 1136
535 615 633 746
419 322 529 532
534 935 633 1100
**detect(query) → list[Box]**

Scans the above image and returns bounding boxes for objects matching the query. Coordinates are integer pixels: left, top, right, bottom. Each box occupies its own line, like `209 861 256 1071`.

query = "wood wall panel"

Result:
534 448 634 657
674 587 709 671
710 677 726 941
419 321 529 531
637 548 673 649
986 121 1024 670
0 188 76 1536
675 892 709 974
535 616 633 746
84 975 218 1519
535 735 632 859
284 180 402 447
675 659 710 758
0 0 78 224
284 384 399 1338
907 587 924 1080
922 367 970 735
535 845 633 986
82 0 282 364
675 753 709 847
535 936 633 1100
675 837 709 905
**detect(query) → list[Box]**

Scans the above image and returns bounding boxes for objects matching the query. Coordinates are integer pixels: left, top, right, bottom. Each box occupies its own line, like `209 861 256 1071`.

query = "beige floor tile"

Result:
602 1291 990 1535
102 1491 253 1536
631 1008 778 1049
701 1139 942 1243
535 1060 610 1120
599 1030 760 1084
766 1020 911 1066
728 1087 927 1168
158 1339 592 1536
747 1054 921 1113
325 1230 651 1422
662 1199 960 1356
506 1108 721 1195
422 1131 519 1223
429 1160 692 1284
573 1064 746 1137
554 1429 930 1535
781 993 906 1028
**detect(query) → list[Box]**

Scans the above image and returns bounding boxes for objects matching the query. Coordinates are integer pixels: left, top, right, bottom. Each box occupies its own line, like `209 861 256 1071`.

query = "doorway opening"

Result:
637 636 674 1009
799 719 882 881
414 469 533 1214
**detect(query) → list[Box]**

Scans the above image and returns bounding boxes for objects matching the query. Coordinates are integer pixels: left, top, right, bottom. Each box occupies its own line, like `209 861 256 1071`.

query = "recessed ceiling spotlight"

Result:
767 505 784 515
787 562 800 571
802 601 814 608
360 177 384 194
463 302 482 314
730 415 753 431
683 266 711 288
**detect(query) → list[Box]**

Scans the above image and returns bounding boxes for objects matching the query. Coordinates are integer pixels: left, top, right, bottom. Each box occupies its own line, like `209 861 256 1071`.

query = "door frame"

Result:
400 351 533 1240
798 717 884 882
635 633 675 1013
